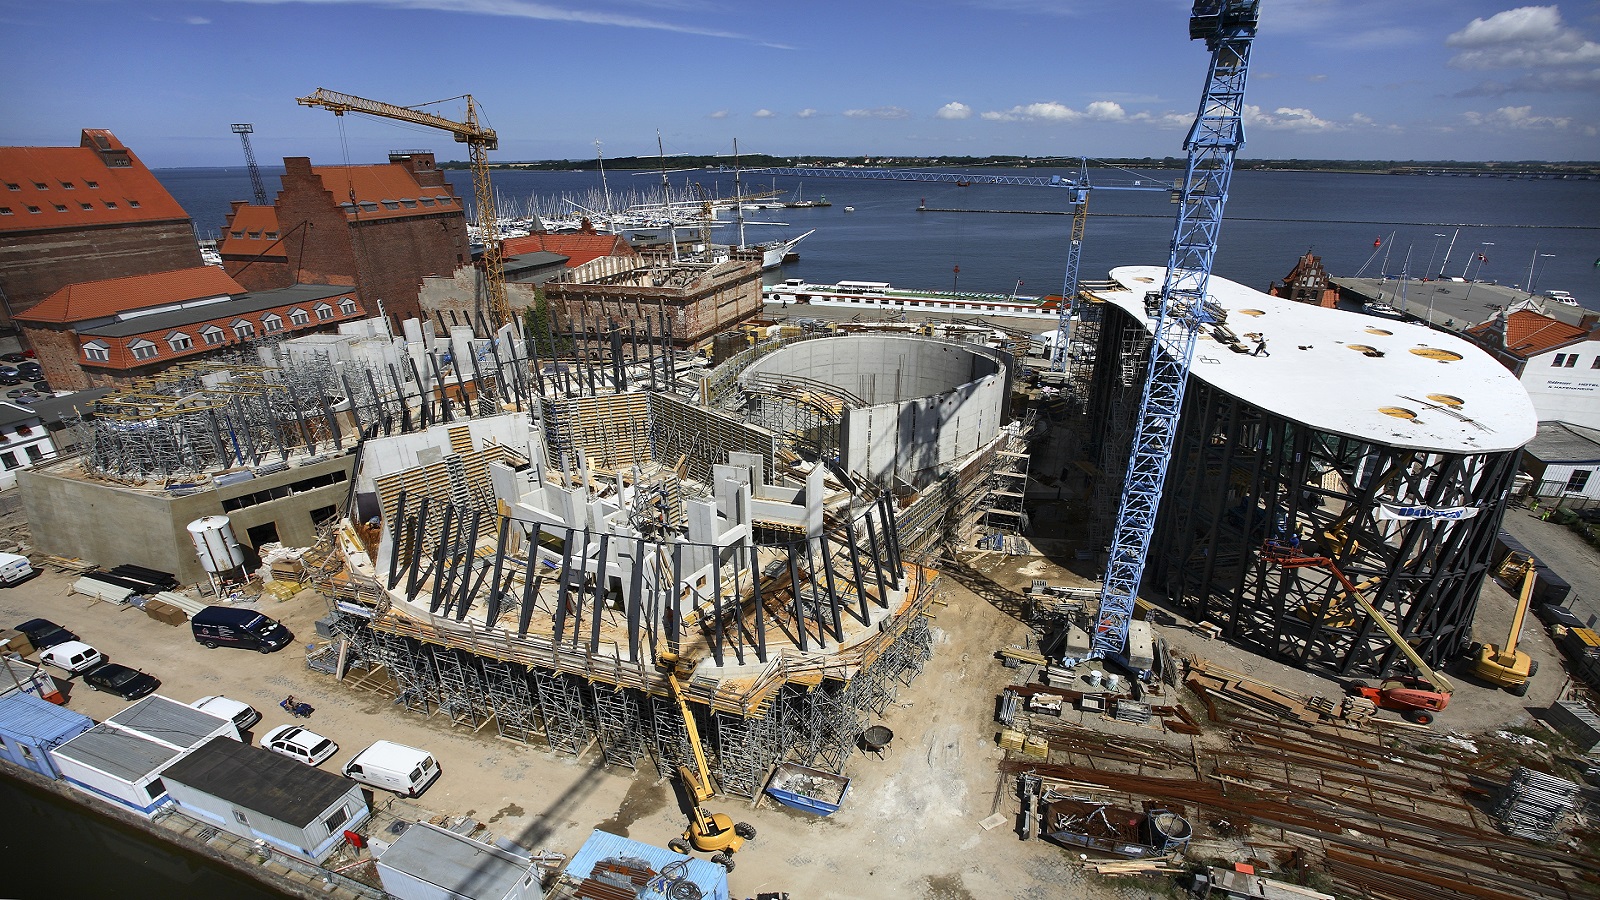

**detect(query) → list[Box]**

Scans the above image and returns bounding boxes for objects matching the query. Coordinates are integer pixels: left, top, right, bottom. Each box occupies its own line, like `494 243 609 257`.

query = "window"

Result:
85 180 98 188
129 339 158 360
1553 354 1568 366
339 298 357 316
289 308 310 326
53 204 67 213
232 320 255 340
314 303 334 321
128 200 140 208
420 198 436 207
1593 357 1600 369
167 332 192 352
233 809 250 826
0 208 10 216
246 231 260 239
24 444 42 463
381 200 400 210
27 206 40 214
32 182 46 190
1570 471 1593 493
82 340 109 362
1569 355 1579 368
103 201 117 209
0 452 16 470
61 181 74 190
324 806 349 832
265 231 278 240
201 326 225 345
21 745 35 762
401 199 417 208
4 183 18 191
230 230 244 239
145 779 164 801
261 313 283 333
80 202 92 211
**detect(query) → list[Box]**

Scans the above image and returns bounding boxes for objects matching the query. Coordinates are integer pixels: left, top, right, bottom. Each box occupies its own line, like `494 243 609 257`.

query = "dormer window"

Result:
231 319 256 340
339 298 358 316
61 182 74 190
129 339 158 361
167 331 193 352
104 201 118 209
261 313 283 333
201 325 225 345
82 340 109 362
86 181 98 189
314 302 334 321
289 307 310 326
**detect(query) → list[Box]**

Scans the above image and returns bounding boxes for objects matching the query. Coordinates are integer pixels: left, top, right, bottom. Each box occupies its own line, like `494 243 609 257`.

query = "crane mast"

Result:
231 123 269 207
1091 1 1260 661
296 89 510 330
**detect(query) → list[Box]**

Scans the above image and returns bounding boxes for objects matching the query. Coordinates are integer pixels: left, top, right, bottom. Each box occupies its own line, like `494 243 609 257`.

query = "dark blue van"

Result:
191 605 293 653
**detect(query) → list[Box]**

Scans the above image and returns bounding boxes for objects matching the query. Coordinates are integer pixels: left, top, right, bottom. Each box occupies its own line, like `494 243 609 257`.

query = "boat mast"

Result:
734 139 746 251
1437 228 1459 278
658 131 678 263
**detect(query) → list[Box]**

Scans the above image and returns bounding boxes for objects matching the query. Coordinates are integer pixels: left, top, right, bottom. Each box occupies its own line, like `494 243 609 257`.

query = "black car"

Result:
15 618 78 651
1536 604 1585 630
30 381 51 393
82 662 159 700
0 368 19 386
0 353 25 364
16 362 41 380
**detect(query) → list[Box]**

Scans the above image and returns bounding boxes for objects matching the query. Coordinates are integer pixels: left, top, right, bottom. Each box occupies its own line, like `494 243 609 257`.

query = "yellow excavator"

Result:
1470 555 1539 696
657 650 755 871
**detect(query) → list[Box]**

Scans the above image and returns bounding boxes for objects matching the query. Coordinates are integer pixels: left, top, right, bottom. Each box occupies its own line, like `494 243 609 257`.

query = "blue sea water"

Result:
158 165 1600 309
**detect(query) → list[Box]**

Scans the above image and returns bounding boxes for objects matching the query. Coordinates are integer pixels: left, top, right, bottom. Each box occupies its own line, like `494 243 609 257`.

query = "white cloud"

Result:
796 108 818 119
1446 6 1600 69
982 100 1128 122
184 16 212 24
752 109 775 118
935 102 972 120
843 106 911 120
708 109 730 119
1463 105 1572 129
1242 104 1342 131
1350 112 1374 125
1306 74 1327 83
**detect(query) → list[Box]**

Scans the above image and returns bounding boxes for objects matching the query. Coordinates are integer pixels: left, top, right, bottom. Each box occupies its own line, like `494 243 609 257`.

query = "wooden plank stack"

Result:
1185 659 1329 726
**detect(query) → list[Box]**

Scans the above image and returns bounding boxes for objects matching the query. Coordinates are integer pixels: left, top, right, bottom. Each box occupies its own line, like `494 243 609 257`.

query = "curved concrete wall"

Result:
747 335 1010 487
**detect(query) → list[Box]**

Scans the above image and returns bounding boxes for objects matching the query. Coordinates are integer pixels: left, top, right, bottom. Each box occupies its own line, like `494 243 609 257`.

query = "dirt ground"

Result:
0 561 1138 900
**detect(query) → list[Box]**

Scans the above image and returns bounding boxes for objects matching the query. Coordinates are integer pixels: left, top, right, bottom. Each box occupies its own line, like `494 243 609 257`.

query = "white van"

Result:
191 695 261 733
341 740 440 797
0 552 34 586
40 640 103 674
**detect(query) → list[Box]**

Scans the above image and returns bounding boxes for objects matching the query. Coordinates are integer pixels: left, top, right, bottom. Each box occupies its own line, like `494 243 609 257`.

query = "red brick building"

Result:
219 151 471 324
0 130 201 328
17 265 365 389
1267 252 1338 308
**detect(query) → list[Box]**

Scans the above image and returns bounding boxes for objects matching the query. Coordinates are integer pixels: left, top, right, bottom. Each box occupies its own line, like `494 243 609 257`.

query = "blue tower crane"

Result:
1091 0 1261 662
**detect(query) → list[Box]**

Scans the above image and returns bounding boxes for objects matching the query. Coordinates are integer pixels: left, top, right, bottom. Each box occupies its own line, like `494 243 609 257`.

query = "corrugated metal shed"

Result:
562 830 729 900
106 694 233 749
53 723 181 781
0 691 92 743
161 736 357 828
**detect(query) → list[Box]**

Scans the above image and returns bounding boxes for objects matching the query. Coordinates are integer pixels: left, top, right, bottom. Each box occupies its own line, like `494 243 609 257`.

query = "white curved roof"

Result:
1099 266 1538 454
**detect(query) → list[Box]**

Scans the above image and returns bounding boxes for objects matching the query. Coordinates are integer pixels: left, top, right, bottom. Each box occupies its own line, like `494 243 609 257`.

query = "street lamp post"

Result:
1462 243 1495 305
1528 252 1555 296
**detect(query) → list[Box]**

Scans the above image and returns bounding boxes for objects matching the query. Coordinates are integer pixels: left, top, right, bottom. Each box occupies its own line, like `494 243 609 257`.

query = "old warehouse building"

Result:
1085 266 1537 678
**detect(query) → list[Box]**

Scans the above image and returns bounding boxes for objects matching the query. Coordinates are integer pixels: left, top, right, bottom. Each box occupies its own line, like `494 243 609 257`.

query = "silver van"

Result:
341 740 440 797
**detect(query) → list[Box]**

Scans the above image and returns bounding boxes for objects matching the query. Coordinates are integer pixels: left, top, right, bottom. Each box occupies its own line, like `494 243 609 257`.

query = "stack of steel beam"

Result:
1495 767 1579 841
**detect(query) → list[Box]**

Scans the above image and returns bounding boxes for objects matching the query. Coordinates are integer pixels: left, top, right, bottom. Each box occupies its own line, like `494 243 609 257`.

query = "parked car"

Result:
39 640 104 674
191 695 261 732
14 617 77 650
82 662 159 700
1537 603 1585 630
342 740 440 797
261 724 338 766
0 353 26 364
30 381 51 393
0 368 20 386
191 606 293 653
16 362 41 380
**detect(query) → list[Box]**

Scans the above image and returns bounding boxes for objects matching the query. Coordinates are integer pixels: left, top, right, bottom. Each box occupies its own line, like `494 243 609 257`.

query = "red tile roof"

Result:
1468 309 1587 358
219 204 287 258
18 266 245 325
310 164 463 222
75 292 361 371
502 233 636 267
0 130 190 233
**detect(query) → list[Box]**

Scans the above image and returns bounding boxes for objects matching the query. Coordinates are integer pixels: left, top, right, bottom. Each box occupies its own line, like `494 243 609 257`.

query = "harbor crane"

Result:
231 123 269 207
1092 0 1260 663
296 88 510 330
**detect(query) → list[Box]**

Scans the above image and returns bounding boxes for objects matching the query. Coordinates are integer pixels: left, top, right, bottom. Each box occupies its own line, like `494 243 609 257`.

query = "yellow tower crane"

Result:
296 88 510 330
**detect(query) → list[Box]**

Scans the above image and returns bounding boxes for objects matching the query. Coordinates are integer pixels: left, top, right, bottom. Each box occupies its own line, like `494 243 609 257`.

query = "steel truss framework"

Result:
382 488 906 667
1143 372 1518 677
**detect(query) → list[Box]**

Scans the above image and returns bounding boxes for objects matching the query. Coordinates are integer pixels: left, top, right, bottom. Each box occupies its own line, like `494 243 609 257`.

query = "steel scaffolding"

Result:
482 658 542 743
590 682 651 768
712 704 784 799
533 668 594 755
432 646 495 730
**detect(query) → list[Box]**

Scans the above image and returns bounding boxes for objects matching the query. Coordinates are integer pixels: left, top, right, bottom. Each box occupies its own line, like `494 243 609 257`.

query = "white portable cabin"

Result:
105 694 240 747
161 736 369 862
377 821 541 900
49 723 182 817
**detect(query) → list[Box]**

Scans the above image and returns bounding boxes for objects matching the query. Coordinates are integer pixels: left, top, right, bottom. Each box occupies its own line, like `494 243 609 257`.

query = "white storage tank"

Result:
187 516 245 574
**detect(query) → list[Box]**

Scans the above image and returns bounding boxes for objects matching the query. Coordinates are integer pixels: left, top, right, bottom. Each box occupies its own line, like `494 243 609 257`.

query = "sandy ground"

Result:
0 563 1129 900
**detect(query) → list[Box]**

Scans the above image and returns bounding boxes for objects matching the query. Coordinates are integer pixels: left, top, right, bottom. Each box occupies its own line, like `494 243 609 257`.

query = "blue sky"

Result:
1 1 1597 167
